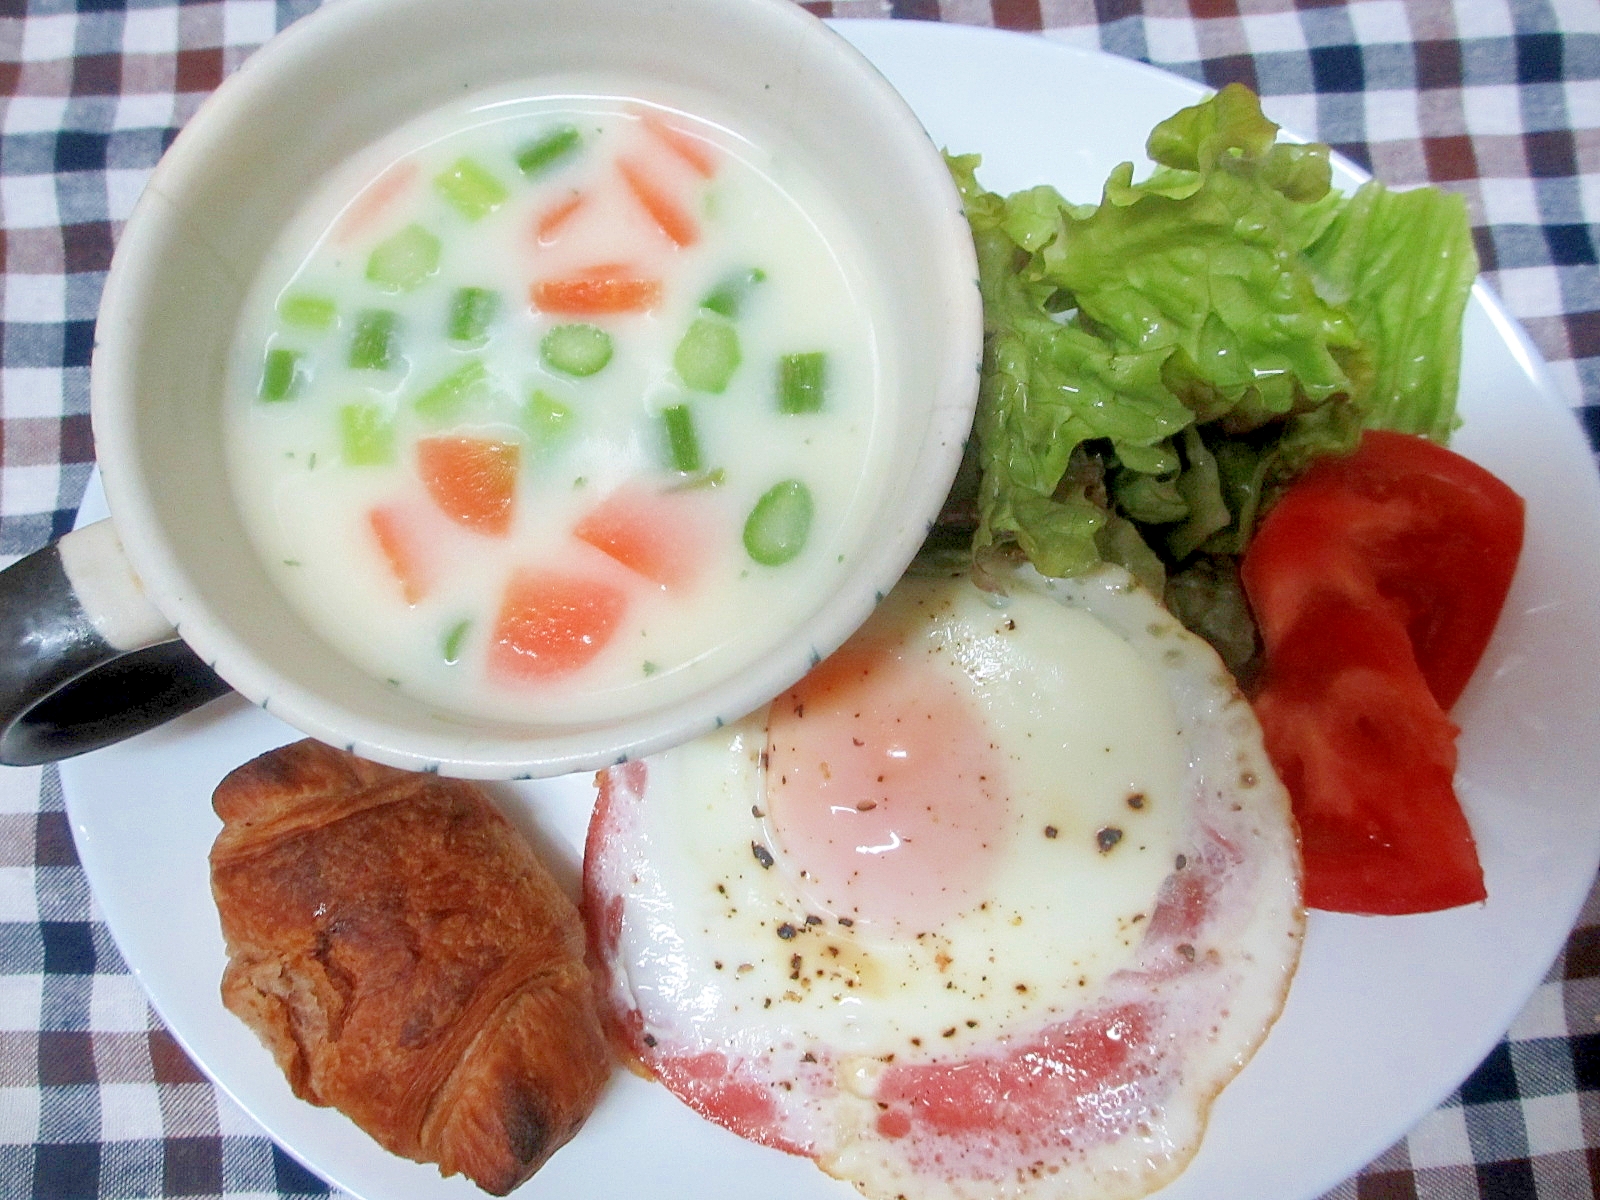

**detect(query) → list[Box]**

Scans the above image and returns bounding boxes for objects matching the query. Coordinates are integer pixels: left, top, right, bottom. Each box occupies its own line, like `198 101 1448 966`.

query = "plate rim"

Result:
61 18 1600 1200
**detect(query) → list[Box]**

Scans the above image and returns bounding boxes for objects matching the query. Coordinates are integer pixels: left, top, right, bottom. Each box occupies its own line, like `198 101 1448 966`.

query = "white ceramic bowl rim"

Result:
90 0 982 778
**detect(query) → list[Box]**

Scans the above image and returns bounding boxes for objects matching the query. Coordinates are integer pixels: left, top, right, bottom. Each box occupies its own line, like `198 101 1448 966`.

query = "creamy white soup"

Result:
227 83 889 727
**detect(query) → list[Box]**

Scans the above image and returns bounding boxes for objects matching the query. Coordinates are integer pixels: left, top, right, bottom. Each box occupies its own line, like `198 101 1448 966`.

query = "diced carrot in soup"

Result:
573 486 710 589
416 437 519 535
531 266 662 315
490 570 628 680
639 110 719 178
368 504 431 604
335 160 419 244
533 191 588 243
618 156 699 247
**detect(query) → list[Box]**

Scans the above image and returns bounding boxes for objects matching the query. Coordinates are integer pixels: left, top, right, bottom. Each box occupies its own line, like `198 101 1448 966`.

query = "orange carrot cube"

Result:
489 570 628 680
573 486 708 589
416 436 519 536
368 504 431 604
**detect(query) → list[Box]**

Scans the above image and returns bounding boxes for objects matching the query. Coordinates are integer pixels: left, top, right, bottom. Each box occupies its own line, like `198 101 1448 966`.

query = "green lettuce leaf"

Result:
1304 180 1478 442
952 83 1477 607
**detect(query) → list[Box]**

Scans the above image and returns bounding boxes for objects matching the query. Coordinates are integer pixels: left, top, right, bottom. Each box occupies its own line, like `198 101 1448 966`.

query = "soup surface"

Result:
227 82 889 726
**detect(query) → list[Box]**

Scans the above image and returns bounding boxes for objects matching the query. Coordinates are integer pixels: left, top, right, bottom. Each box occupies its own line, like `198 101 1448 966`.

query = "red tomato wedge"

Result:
639 110 718 178
572 486 709 589
367 504 431 604
415 436 519 536
1247 431 1526 710
617 156 698 248
1242 430 1524 914
531 264 662 315
489 569 628 680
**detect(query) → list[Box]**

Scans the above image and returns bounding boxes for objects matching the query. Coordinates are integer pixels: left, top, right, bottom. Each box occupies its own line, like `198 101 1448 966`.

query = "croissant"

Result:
209 739 610 1194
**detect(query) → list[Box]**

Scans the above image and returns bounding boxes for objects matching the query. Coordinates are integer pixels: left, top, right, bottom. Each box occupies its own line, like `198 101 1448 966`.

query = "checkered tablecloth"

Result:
1 1 1597 1197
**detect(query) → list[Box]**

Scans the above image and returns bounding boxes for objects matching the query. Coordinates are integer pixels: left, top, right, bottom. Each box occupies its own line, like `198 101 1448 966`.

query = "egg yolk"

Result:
764 639 1009 931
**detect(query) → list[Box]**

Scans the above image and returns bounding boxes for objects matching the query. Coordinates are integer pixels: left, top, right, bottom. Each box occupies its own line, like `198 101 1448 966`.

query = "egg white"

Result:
584 564 1303 1200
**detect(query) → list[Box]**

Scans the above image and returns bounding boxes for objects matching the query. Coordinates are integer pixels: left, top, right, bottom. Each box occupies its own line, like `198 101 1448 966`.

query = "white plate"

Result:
62 20 1600 1200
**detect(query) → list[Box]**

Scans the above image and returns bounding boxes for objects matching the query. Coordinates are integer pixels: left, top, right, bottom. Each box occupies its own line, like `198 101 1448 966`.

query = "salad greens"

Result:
948 84 1477 669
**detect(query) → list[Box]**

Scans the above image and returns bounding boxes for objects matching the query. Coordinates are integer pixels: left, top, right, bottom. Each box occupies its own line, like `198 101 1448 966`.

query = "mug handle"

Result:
0 520 232 766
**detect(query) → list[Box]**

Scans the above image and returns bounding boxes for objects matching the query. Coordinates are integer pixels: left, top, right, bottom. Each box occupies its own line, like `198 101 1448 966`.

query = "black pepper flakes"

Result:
1044 825 1059 839
776 922 797 940
752 842 775 869
1096 826 1124 852
1126 792 1146 810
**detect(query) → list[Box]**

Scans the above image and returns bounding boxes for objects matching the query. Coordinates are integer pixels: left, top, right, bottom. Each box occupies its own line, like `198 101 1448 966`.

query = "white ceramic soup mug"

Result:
0 0 980 777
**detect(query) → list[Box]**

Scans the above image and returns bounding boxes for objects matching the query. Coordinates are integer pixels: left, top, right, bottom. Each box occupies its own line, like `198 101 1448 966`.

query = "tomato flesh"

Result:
1242 430 1523 914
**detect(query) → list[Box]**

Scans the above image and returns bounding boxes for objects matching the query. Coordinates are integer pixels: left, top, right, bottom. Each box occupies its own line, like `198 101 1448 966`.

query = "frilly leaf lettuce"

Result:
952 83 1478 648
1303 179 1478 443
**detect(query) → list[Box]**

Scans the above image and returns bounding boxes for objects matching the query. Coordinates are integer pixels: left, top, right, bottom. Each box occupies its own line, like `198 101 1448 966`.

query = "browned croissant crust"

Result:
209 739 611 1195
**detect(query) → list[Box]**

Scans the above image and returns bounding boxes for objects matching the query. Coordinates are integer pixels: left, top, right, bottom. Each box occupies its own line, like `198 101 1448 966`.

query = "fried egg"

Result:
583 564 1303 1200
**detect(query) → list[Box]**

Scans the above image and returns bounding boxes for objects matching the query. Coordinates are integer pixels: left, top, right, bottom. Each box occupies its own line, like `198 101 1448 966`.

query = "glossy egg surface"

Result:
584 565 1303 1200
